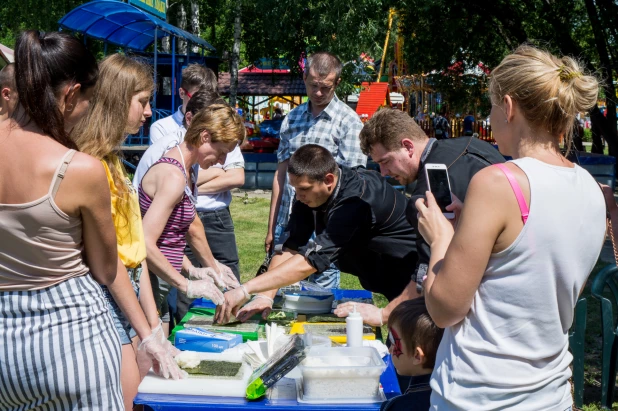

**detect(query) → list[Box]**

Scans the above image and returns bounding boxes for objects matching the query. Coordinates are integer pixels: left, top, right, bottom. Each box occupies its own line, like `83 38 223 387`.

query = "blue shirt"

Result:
463 115 475 132
380 373 432 411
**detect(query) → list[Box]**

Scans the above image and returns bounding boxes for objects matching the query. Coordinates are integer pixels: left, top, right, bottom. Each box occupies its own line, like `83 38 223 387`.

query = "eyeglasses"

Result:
181 88 193 99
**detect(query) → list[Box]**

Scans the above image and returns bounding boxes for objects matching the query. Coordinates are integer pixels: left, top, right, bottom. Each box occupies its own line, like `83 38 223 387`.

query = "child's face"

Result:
388 325 427 376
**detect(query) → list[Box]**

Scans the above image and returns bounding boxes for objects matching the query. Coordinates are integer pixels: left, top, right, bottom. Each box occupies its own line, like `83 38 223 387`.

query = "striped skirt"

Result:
0 274 123 410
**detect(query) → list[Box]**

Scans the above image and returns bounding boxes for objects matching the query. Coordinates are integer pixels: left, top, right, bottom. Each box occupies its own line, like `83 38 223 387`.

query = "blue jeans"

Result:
274 223 340 289
100 266 141 344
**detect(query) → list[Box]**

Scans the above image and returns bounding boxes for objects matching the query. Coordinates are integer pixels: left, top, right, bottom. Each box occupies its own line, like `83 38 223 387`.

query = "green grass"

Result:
229 196 616 409
229 196 271 281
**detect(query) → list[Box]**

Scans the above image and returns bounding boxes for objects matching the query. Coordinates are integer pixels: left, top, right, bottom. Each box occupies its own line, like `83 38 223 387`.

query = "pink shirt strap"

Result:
494 163 529 224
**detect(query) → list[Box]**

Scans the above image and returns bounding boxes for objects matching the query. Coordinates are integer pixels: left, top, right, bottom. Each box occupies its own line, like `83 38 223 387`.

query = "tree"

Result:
0 0 85 47
190 0 200 53
395 0 618 156
229 0 241 107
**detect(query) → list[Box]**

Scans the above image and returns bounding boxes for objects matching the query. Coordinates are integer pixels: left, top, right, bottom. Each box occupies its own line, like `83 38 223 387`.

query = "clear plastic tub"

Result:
298 346 386 401
302 333 332 348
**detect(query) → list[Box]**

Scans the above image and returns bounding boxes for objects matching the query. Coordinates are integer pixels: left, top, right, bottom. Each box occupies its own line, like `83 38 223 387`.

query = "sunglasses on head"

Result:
181 88 193 99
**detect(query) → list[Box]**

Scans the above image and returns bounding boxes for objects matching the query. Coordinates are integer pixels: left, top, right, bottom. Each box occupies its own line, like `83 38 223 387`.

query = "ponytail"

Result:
14 30 98 148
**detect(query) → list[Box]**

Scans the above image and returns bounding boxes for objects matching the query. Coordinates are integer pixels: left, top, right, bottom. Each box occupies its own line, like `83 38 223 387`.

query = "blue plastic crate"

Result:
331 289 373 300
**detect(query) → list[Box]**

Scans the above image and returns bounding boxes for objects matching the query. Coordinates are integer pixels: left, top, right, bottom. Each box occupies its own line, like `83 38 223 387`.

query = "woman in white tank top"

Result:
415 46 606 410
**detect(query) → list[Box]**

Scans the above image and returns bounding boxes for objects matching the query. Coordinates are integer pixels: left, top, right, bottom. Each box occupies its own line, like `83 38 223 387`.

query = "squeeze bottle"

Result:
346 304 363 347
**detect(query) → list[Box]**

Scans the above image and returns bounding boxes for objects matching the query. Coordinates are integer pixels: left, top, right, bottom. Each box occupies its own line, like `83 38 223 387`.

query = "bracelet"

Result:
379 308 384 327
240 284 251 300
254 294 275 305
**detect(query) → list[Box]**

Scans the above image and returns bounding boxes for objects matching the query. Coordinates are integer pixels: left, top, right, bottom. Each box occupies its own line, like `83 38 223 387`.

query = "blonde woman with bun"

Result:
415 45 606 409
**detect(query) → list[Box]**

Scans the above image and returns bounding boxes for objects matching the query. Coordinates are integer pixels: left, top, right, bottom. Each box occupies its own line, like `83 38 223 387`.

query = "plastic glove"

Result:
186 279 225 305
138 326 188 380
215 286 250 324
215 261 240 290
236 295 273 322
151 321 182 357
188 264 239 291
334 302 384 327
188 267 222 286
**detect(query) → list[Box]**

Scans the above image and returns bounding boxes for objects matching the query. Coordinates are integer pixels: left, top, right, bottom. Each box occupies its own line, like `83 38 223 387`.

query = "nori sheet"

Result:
306 314 346 323
181 360 243 377
184 317 215 327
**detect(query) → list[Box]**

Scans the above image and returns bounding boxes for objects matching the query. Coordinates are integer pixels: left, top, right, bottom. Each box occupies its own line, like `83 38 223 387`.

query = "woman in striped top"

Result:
139 104 245 333
72 54 186 409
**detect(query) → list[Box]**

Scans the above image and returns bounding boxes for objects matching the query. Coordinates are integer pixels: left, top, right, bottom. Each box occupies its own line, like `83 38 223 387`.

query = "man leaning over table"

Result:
217 145 419 326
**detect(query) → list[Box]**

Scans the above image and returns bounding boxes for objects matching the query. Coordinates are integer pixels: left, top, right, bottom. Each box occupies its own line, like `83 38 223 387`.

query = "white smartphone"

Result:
424 163 455 219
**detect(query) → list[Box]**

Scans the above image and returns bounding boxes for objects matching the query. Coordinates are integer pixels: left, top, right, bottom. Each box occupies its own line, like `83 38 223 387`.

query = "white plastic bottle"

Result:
346 305 363 347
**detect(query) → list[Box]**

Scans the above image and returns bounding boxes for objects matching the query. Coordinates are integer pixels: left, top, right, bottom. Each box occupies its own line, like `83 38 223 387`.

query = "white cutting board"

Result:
138 350 252 397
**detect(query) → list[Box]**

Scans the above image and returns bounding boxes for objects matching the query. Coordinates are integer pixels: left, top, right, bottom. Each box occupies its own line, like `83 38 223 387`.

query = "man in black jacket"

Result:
358 108 504 312
216 144 419 325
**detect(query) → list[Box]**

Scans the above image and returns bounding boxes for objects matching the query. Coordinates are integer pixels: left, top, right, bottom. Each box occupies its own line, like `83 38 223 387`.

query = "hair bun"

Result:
488 45 599 147
557 65 582 82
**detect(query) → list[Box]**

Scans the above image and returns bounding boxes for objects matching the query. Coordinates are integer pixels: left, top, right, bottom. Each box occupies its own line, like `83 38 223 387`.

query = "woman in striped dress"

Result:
72 54 186 410
0 31 123 410
139 104 245 332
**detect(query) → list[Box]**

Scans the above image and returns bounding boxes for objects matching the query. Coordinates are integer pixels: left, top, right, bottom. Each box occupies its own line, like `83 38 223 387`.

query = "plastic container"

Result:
346 306 363 347
298 347 386 402
282 290 334 314
302 333 332 348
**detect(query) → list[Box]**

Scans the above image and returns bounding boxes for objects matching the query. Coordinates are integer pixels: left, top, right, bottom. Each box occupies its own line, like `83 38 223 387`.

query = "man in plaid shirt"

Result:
258 52 366 307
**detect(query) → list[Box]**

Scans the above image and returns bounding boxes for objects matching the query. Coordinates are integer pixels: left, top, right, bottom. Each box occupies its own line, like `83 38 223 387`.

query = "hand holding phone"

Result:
424 163 454 219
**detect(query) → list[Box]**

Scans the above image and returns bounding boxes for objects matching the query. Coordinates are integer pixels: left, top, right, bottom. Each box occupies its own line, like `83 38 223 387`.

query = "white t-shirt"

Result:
430 157 606 410
134 129 244 212
195 147 244 211
149 106 184 144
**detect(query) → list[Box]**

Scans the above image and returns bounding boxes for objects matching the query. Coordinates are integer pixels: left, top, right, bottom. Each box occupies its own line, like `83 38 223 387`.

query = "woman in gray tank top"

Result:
416 46 606 410
0 31 123 410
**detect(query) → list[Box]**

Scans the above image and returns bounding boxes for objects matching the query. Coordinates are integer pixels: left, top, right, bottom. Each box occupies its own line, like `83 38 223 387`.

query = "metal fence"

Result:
124 108 172 146
416 117 494 143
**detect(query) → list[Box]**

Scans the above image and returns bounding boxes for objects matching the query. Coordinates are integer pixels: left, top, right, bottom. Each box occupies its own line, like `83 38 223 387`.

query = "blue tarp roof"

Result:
58 0 215 52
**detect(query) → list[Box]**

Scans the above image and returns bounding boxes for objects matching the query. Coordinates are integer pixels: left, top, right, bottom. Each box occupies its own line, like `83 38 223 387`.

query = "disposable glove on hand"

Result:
215 261 240 290
138 326 188 380
188 267 222 285
188 264 239 291
151 322 182 357
236 295 273 322
186 278 225 305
